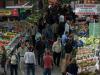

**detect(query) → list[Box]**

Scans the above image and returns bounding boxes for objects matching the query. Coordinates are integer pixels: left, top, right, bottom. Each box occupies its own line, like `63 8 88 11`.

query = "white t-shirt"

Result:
52 41 62 53
24 51 36 65
11 55 17 64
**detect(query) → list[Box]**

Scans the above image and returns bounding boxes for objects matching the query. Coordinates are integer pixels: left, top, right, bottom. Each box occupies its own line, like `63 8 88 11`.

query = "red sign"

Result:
76 12 96 15
12 9 19 16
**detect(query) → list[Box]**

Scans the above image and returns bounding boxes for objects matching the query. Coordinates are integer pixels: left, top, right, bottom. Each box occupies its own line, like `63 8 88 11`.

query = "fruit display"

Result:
76 48 98 72
0 22 29 56
79 36 100 46
0 32 17 47
26 11 42 23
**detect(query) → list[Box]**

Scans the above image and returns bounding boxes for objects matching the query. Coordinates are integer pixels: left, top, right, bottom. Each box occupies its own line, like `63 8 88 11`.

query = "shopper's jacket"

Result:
66 63 78 75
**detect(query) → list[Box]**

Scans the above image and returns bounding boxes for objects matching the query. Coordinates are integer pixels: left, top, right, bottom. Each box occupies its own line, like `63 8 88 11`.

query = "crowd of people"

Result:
0 3 83 75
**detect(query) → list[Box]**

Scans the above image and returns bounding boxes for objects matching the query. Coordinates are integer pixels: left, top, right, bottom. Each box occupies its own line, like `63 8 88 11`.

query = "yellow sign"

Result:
0 10 12 16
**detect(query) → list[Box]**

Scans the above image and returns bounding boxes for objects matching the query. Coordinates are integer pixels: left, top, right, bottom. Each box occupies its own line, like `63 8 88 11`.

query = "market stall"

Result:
0 22 29 56
74 4 100 74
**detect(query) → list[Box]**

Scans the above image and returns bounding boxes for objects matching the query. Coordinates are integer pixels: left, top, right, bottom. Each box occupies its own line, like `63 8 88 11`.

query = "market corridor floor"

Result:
0 65 61 75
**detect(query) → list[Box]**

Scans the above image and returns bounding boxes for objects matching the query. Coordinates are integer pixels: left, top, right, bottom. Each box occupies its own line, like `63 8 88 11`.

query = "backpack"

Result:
10 54 18 64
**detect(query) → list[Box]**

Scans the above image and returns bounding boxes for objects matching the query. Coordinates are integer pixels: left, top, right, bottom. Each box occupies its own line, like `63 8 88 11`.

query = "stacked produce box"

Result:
76 36 100 74
76 48 98 72
0 32 16 46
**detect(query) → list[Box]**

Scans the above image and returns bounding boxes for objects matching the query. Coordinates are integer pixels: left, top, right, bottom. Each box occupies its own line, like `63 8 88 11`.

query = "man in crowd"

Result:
18 43 28 75
52 37 62 66
24 46 36 75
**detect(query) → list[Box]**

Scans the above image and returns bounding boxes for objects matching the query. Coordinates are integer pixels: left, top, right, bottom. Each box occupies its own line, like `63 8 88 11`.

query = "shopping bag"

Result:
95 61 99 70
66 72 72 75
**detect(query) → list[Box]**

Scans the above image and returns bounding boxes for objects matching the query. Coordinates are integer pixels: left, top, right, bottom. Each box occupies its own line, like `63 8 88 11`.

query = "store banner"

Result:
89 23 100 38
75 4 100 15
0 9 12 16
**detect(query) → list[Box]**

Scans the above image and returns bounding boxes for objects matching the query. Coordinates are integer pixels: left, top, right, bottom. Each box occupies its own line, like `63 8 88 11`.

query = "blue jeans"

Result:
44 68 51 75
26 64 35 75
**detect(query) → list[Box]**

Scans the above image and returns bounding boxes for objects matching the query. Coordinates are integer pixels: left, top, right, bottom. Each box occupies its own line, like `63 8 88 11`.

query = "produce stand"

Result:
0 22 29 57
76 47 98 72
74 4 100 74
76 33 100 74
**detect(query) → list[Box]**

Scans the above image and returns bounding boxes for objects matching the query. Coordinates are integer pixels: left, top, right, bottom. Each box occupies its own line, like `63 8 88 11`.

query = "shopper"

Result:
35 31 42 43
52 37 62 66
35 37 45 66
43 50 53 75
58 14 65 36
24 47 36 75
65 38 73 54
61 32 69 58
60 54 71 75
10 52 19 75
31 23 38 36
42 24 53 40
0 46 7 75
66 58 78 75
59 14 64 23
61 32 69 46
18 43 28 75
51 22 59 41
64 21 70 34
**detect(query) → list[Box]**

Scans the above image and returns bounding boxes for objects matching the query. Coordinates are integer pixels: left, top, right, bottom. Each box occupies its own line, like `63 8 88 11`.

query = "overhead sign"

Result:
6 5 33 9
0 9 12 16
75 4 100 15
0 9 19 16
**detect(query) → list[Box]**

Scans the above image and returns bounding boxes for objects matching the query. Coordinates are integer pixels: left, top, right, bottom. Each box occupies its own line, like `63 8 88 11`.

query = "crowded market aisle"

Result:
0 1 100 75
0 63 61 75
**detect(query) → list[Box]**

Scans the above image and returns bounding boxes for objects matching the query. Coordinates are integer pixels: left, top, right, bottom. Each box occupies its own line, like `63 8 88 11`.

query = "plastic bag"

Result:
95 61 99 70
